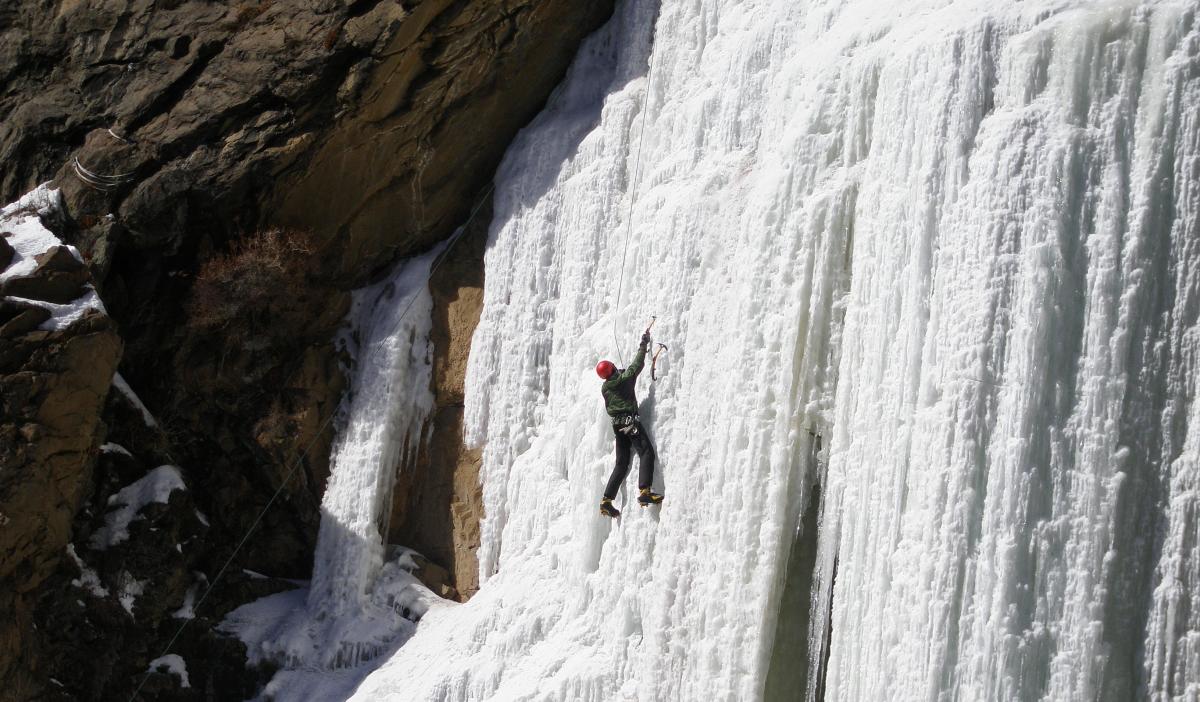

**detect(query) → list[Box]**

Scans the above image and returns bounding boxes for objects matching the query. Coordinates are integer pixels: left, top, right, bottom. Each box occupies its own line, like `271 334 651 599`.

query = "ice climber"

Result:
595 331 663 518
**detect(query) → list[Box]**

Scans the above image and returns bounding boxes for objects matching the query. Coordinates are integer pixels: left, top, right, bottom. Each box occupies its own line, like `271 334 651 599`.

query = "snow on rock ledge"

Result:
0 185 123 696
90 466 187 550
147 654 190 689
0 184 105 331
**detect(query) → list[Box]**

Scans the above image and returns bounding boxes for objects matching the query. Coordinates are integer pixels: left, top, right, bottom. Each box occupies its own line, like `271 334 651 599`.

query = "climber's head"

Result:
595 360 616 379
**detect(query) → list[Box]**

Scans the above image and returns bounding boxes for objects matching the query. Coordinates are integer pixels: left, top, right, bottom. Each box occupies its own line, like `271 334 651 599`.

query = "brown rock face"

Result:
389 193 488 600
0 309 122 695
1 0 612 573
272 0 616 275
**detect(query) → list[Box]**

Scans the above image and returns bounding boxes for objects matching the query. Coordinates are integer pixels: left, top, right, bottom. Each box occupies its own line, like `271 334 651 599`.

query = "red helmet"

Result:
595 360 616 379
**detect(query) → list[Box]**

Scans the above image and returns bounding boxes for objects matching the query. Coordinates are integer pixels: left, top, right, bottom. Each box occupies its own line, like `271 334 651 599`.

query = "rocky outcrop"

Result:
0 237 14 270
0 293 121 695
0 245 90 303
270 0 616 275
28 439 293 701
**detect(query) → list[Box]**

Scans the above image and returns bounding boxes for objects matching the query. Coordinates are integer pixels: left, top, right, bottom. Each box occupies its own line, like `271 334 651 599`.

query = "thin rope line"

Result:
128 182 494 701
612 30 659 365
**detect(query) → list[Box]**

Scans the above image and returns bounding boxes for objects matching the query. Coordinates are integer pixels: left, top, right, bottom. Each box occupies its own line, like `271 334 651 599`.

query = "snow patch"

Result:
65 544 108 598
0 184 66 284
116 572 146 616
147 654 190 689
172 573 208 620
99 442 133 457
0 184 106 329
89 466 186 549
111 373 159 428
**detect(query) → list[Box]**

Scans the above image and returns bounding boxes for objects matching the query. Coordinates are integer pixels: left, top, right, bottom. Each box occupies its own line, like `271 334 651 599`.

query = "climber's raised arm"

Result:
617 332 650 382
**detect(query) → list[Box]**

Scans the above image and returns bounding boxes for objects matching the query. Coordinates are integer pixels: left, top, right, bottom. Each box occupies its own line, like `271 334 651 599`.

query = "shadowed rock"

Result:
0 234 13 271
1 245 89 303
0 299 51 338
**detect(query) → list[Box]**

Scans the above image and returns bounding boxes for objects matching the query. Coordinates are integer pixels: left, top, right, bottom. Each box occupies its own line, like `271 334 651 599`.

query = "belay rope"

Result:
611 22 660 365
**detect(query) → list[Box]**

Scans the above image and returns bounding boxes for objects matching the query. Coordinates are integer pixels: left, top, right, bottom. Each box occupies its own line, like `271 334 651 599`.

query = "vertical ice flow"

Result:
345 0 1200 700
309 251 437 618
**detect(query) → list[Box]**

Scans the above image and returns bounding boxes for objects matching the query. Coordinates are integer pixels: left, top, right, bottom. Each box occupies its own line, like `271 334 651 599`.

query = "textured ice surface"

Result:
307 246 439 622
328 0 1197 700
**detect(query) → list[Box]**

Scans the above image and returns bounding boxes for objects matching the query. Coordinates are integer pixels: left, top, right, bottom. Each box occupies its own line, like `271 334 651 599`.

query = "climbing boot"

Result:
600 498 620 518
637 488 664 507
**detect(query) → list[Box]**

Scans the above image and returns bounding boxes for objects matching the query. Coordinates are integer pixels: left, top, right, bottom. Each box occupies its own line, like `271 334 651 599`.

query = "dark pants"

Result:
603 419 656 500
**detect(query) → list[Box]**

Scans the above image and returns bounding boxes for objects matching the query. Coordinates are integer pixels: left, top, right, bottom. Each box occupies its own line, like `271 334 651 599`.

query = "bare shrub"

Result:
322 26 339 51
233 0 271 29
187 228 325 335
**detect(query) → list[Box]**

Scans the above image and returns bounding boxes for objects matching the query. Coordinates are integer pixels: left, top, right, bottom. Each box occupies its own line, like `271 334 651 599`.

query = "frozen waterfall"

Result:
289 0 1197 699
219 251 444 694
308 251 438 618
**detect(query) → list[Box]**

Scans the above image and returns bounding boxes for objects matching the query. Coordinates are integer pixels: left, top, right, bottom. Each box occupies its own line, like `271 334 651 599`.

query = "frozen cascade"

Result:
219 249 444 688
308 249 438 619
325 0 1200 700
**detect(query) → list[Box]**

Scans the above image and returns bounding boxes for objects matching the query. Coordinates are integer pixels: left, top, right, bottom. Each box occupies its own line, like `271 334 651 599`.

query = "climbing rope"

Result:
611 28 660 364
105 127 136 145
126 181 495 702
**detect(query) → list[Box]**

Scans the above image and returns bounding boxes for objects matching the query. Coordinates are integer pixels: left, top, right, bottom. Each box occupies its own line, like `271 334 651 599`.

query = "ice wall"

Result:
348 0 1200 700
815 5 1200 701
302 250 439 664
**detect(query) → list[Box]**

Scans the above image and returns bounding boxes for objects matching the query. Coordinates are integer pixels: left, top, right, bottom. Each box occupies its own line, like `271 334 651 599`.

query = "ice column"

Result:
816 5 1200 701
307 251 437 617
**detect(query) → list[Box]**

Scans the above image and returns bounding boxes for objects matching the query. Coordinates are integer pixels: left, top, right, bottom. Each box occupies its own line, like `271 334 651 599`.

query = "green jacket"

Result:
601 345 646 417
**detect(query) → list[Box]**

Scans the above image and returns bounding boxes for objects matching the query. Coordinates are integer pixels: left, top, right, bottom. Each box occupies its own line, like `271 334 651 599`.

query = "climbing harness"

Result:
611 413 639 427
612 413 641 435
611 28 660 364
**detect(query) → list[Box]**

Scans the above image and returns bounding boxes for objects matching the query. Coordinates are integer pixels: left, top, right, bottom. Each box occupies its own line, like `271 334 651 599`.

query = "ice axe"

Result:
651 342 668 381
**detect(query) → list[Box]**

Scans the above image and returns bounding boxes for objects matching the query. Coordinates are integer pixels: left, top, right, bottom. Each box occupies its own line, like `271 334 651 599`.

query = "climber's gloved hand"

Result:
640 332 651 348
